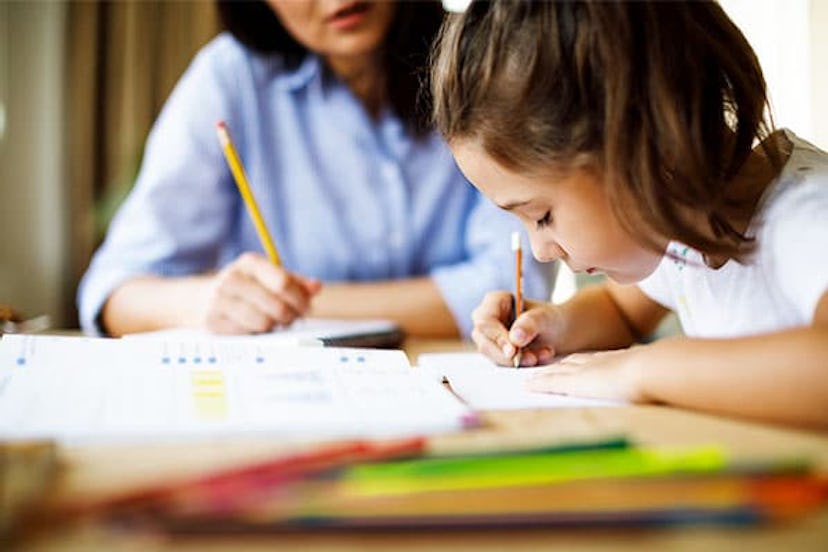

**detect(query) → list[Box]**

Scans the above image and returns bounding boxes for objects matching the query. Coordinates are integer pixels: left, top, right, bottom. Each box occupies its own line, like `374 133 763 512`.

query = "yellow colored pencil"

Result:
216 120 282 266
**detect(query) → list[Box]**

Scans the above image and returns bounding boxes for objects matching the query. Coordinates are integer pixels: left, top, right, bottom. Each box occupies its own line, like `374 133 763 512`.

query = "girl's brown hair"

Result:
431 1 781 260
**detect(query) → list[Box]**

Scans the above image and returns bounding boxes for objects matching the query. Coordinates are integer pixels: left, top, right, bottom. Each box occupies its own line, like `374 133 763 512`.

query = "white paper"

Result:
0 335 474 444
417 352 624 410
123 318 400 346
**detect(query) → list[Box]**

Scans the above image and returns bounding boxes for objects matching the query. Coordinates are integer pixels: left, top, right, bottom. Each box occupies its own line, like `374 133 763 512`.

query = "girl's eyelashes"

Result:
535 210 553 229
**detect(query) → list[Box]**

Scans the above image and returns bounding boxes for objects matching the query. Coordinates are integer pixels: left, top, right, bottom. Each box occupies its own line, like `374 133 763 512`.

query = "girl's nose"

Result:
529 235 563 263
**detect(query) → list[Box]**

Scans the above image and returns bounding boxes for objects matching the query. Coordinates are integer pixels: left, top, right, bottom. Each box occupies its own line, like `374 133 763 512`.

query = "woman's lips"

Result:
327 2 370 31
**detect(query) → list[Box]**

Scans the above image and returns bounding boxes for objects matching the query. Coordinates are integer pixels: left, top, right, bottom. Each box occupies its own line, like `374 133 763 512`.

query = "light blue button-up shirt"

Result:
78 34 554 336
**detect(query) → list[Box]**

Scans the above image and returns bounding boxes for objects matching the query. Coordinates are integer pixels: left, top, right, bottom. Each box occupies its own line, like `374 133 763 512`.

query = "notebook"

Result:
124 318 405 349
0 335 474 444
417 352 624 410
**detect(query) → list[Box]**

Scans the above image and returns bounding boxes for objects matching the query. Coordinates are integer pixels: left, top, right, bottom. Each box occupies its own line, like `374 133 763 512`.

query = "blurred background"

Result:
0 0 826 330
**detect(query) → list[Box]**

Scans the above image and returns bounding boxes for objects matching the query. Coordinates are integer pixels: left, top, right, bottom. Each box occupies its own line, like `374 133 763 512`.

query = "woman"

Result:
78 0 553 338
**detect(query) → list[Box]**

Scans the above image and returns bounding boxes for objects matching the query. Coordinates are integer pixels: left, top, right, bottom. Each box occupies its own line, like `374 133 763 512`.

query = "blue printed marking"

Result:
357 356 365 363
256 356 264 364
178 357 186 364
162 357 171 365
16 357 25 366
340 356 348 363
193 357 202 364
208 357 217 364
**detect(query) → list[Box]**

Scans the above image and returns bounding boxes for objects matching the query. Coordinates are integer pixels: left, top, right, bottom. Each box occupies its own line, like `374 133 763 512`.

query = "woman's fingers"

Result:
207 291 273 334
236 253 317 315
205 253 322 334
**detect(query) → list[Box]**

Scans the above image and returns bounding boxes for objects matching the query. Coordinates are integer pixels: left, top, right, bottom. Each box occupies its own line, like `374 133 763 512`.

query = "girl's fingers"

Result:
509 306 553 348
471 325 514 366
471 292 562 367
471 291 514 326
535 346 555 364
471 291 519 364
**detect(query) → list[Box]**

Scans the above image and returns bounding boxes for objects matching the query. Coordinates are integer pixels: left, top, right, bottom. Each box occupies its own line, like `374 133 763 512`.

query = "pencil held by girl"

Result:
431 1 828 428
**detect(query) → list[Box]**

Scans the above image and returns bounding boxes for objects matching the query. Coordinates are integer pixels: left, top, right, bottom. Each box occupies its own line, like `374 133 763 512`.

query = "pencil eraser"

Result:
511 231 521 251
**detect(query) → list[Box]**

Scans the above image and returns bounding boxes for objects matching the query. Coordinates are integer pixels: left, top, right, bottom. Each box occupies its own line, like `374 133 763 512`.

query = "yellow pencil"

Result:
216 120 282 266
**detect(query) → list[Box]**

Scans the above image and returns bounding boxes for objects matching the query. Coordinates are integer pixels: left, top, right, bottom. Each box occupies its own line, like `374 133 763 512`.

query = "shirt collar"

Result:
272 54 324 92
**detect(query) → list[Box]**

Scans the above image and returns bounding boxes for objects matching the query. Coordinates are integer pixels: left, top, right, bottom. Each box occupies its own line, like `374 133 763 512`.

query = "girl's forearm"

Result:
553 285 658 354
635 328 828 429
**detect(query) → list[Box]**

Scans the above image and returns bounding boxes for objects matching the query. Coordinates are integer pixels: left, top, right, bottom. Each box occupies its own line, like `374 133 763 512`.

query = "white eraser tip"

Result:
511 231 521 251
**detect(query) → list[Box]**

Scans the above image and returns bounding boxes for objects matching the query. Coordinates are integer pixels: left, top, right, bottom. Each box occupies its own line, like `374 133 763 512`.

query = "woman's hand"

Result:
470 291 560 367
526 347 647 402
203 252 322 334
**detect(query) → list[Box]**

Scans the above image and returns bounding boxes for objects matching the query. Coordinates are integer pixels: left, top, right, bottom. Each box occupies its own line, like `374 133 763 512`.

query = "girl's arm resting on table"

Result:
530 290 828 429
554 281 669 354
632 290 828 429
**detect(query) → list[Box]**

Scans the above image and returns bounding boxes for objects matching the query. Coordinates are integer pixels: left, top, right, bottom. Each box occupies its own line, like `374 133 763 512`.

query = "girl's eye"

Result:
535 210 552 229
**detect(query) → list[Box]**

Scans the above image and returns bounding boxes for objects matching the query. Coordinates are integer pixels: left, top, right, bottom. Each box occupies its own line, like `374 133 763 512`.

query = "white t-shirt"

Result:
638 131 828 338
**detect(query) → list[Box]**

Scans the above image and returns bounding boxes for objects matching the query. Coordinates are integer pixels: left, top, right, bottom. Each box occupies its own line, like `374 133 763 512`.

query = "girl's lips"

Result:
327 2 370 31
586 268 597 274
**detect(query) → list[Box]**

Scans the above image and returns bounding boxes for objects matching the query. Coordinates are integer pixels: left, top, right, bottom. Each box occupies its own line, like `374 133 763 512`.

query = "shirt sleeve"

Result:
768 179 828 323
430 191 556 338
77 35 244 335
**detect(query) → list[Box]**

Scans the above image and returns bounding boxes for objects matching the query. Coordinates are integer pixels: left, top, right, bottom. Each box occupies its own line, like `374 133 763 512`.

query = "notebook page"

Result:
123 318 402 347
417 352 624 410
0 335 474 444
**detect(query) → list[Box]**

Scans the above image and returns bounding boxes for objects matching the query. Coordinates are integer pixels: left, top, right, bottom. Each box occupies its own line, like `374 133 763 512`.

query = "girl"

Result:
431 1 828 428
78 1 553 338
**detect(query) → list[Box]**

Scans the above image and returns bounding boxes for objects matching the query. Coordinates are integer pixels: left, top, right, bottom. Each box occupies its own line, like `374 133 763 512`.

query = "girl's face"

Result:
452 141 664 284
266 1 395 60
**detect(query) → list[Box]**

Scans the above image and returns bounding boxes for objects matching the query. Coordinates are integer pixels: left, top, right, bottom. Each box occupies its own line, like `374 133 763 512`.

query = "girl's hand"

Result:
203 252 322 334
470 291 560 367
525 347 647 402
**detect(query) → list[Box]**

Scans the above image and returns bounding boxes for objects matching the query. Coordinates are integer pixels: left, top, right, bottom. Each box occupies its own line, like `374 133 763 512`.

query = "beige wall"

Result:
0 1 68 326
812 0 828 149
720 0 822 147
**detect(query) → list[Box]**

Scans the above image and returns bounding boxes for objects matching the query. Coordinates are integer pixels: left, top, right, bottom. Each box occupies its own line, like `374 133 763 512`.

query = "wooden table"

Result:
23 339 828 551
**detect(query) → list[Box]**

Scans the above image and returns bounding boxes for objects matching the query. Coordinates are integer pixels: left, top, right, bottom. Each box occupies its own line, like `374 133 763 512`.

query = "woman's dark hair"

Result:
432 1 782 261
217 0 445 137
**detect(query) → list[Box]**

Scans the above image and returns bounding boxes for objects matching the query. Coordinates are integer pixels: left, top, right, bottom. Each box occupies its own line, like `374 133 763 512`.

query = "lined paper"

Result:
417 352 624 410
0 335 474 444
